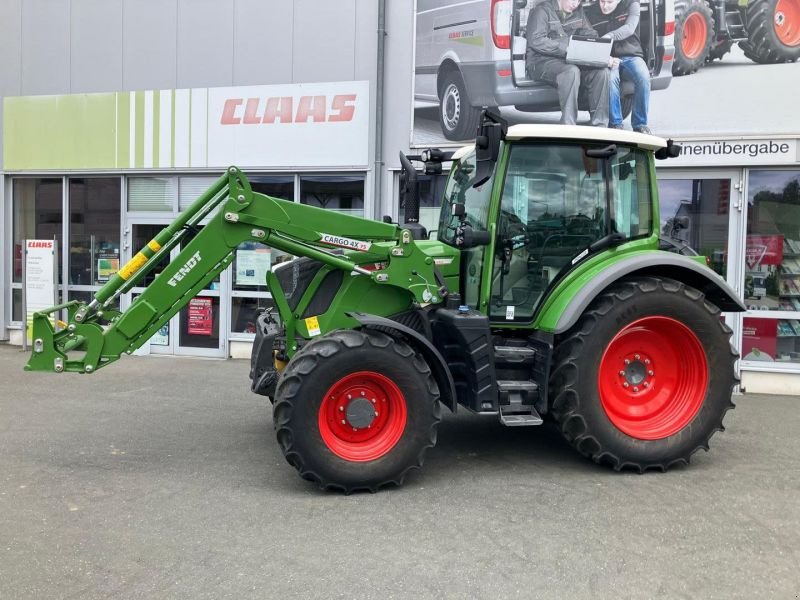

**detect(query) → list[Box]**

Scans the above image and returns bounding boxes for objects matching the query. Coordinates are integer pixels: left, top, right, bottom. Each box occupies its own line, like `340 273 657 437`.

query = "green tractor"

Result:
26 112 744 493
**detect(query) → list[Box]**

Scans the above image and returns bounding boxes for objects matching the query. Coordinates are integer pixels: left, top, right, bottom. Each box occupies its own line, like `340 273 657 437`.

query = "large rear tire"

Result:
740 0 800 63
549 277 737 472
273 329 441 493
673 0 715 75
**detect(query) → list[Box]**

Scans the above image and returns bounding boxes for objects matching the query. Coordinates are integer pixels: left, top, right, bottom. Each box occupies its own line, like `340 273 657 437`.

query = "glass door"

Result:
174 225 228 358
123 221 228 358
656 169 746 366
126 221 175 355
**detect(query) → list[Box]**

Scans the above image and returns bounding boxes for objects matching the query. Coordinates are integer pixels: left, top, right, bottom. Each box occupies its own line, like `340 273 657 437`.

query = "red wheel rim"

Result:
318 371 407 462
598 317 709 440
681 12 709 59
775 0 800 47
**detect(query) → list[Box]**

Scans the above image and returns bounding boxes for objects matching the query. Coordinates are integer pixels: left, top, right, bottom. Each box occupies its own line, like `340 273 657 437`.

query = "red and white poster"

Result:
187 298 213 336
746 234 784 269
741 318 778 362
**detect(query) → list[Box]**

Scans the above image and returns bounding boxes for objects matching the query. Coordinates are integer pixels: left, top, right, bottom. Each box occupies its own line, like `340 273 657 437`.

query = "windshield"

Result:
437 150 494 245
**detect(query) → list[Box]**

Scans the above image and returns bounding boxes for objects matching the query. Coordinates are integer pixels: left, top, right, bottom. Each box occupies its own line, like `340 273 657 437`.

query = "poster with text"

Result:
188 298 213 336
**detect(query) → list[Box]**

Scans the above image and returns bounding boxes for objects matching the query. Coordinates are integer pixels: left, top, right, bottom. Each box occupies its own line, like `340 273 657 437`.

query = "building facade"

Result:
2 0 800 393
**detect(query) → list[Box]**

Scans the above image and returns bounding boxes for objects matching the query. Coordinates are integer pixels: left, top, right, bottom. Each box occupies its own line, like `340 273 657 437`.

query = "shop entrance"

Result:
125 221 227 358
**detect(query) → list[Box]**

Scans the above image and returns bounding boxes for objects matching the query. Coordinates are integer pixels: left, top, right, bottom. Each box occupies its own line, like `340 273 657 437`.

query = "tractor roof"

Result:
449 125 667 162
505 124 667 150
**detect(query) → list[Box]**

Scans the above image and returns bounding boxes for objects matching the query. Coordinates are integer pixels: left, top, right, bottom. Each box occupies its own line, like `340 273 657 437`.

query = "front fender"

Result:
347 312 458 412
536 251 745 334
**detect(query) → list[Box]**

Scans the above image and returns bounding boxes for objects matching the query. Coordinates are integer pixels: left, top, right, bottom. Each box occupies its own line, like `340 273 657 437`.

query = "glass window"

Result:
68 178 121 286
742 317 800 364
12 178 63 283
745 170 800 311
300 175 364 217
232 297 276 334
436 150 495 309
178 177 217 211
12 289 22 322
128 177 177 212
489 143 652 321
400 173 447 235
658 178 731 278
251 175 294 201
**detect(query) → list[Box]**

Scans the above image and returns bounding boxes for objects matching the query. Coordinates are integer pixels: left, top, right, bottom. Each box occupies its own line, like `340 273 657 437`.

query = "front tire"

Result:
438 70 483 141
673 0 715 75
273 330 441 493
550 277 737 472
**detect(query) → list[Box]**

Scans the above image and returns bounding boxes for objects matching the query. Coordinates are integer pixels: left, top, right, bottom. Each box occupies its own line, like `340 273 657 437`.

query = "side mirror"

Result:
473 109 508 188
514 0 527 7
655 139 682 160
451 203 466 219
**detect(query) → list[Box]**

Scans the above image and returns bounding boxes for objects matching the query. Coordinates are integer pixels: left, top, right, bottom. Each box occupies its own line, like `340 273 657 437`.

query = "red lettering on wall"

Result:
328 94 356 122
262 97 294 124
220 99 243 124
295 95 326 123
243 98 262 124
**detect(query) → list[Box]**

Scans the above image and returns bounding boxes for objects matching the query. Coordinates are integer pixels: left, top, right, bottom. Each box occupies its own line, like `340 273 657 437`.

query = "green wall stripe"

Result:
134 91 145 169
153 91 160 168
171 91 176 168
116 93 130 168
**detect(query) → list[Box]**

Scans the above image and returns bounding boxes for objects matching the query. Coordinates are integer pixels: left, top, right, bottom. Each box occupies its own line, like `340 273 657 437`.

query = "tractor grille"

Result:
273 257 343 317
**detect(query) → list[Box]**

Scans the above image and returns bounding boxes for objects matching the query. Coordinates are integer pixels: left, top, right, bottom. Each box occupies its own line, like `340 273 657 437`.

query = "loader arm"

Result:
26 167 442 374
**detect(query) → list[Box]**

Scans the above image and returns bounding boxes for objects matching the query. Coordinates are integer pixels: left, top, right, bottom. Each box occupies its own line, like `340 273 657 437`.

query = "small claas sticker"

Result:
305 316 321 337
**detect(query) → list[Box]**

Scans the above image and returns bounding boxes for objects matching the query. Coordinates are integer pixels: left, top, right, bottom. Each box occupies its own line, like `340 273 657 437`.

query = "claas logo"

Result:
27 241 53 249
220 94 357 125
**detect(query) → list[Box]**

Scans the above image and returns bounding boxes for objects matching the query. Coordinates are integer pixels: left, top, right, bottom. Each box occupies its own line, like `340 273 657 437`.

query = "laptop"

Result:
566 35 613 68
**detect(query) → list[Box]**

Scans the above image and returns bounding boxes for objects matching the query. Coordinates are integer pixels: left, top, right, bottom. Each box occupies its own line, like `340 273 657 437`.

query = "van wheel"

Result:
673 0 714 75
549 277 737 472
740 0 800 64
438 70 483 141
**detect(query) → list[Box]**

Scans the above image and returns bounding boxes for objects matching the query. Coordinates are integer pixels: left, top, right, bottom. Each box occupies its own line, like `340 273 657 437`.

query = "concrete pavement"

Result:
1 344 798 599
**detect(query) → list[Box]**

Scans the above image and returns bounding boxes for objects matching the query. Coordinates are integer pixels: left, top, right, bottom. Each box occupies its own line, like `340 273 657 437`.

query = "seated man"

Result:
526 0 610 127
587 0 652 133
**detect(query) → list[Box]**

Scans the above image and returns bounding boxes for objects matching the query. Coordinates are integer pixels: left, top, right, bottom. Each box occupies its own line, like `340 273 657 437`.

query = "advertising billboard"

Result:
412 0 800 146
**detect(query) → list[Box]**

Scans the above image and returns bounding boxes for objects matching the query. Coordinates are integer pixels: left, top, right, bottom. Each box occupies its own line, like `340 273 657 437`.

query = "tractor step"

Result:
499 411 544 426
497 380 543 426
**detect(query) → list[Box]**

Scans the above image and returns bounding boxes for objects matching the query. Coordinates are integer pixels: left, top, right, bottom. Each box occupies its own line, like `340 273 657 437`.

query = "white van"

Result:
415 0 675 140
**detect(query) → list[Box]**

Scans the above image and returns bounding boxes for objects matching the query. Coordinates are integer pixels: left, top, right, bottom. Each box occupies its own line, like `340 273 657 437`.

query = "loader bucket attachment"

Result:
25 302 109 373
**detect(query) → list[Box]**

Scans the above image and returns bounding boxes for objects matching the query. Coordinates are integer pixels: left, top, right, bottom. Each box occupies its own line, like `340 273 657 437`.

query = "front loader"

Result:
26 112 745 493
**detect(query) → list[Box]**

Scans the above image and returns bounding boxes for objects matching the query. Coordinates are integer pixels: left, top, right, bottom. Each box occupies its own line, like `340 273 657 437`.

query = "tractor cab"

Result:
437 117 668 324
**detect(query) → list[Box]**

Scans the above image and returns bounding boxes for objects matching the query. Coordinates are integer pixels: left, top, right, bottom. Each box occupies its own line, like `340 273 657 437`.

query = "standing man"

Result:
587 0 652 134
526 0 610 127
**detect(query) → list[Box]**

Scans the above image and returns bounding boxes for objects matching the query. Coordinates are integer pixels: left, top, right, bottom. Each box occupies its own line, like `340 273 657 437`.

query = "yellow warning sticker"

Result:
147 240 162 252
118 252 148 280
305 316 321 337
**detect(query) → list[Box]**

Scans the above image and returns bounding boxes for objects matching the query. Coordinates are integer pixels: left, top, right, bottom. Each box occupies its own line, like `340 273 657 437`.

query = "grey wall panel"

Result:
233 0 293 85
177 0 234 88
122 0 178 91
353 0 378 81
383 0 416 167
71 0 123 93
292 0 357 83
0 0 22 99
21 0 71 95
0 0 22 176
